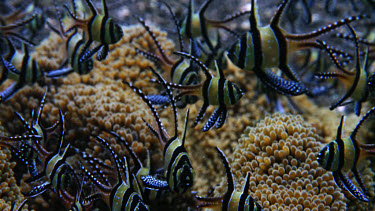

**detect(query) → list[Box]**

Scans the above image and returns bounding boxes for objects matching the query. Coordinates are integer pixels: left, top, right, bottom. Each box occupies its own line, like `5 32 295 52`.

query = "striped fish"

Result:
196 147 262 211
180 0 249 53
226 0 367 96
315 24 371 116
106 131 167 204
124 66 195 194
0 1 46 40
81 135 149 211
134 9 201 108
169 52 243 131
46 2 94 78
0 38 44 102
317 106 375 202
23 110 79 200
62 0 123 61
0 12 37 45
0 90 61 177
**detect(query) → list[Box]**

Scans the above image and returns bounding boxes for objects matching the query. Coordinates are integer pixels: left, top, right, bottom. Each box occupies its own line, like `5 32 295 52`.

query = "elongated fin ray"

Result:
215 147 234 194
107 131 143 171
333 171 369 202
124 81 168 143
329 24 361 111
161 1 184 52
148 66 178 139
351 107 375 140
286 15 367 40
134 15 174 65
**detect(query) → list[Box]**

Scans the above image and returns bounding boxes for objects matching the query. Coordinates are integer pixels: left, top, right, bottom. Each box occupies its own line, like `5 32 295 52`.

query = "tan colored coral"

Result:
210 113 349 211
0 23 174 149
0 125 28 211
0 24 175 209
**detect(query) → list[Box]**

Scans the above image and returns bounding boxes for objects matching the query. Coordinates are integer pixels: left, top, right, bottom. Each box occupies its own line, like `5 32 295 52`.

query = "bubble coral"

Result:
212 113 372 211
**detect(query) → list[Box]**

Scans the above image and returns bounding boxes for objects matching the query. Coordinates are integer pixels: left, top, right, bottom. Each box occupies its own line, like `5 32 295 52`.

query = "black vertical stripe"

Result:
250 197 255 210
120 187 134 210
49 159 65 184
237 34 247 69
249 20 262 69
222 191 232 211
326 143 335 171
163 136 177 157
72 40 84 74
270 26 286 67
228 82 235 105
179 67 193 85
185 0 193 38
109 182 123 209
336 138 345 170
129 194 142 210
238 194 247 211
87 16 95 40
100 16 109 43
170 59 183 80
109 20 116 43
166 144 187 180
5 39 16 61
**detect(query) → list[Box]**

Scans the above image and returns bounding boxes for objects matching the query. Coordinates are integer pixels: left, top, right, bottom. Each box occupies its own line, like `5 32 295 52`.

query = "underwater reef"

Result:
0 0 375 210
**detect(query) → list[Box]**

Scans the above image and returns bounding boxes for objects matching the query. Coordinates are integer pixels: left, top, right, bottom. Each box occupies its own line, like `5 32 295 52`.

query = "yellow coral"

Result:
0 124 28 211
214 113 348 211
0 24 175 209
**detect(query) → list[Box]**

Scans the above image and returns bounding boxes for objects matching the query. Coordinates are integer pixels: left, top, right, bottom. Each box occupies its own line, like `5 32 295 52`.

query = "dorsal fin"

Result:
329 24 362 111
53 0 64 35
161 1 184 52
336 116 346 141
102 0 108 17
242 172 251 196
215 147 234 194
198 0 214 51
249 0 260 29
185 0 194 39
85 0 98 16
32 88 47 128
270 0 289 27
181 109 190 146
351 107 375 141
